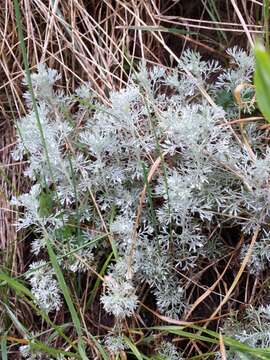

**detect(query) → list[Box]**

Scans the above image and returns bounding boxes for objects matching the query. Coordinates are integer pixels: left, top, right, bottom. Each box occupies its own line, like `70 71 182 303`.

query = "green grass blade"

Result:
67 155 81 241
2 290 75 349
13 0 55 183
191 325 270 357
235 352 252 360
124 337 144 360
20 234 108 280
1 333 8 360
45 239 88 359
28 341 79 359
201 0 228 43
83 330 110 360
150 326 217 345
0 273 33 299
189 352 219 360
87 252 113 307
264 0 270 50
254 43 270 123
141 162 157 232
151 325 270 359
1 279 81 359
3 304 29 337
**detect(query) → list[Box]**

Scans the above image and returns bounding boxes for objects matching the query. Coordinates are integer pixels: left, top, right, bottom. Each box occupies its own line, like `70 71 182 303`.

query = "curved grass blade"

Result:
124 337 144 360
151 325 270 359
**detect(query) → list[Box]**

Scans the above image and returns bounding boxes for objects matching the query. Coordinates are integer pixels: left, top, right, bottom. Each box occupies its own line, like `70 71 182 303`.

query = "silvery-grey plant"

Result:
215 305 270 360
12 48 270 346
156 341 184 360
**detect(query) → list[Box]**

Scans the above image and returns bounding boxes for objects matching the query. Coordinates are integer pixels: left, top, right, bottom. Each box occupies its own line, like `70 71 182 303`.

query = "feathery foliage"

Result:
10 46 270 358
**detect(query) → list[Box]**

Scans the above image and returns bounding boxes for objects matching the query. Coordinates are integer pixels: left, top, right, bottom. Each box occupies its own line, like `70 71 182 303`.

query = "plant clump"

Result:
12 47 270 358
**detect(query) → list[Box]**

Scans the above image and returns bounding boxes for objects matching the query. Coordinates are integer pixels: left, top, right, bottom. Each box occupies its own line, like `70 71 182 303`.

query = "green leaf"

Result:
254 43 270 123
